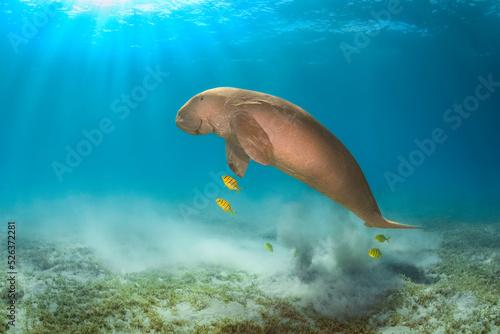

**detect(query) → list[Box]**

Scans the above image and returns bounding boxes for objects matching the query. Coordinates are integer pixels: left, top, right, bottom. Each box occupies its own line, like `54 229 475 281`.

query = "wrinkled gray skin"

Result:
176 87 420 229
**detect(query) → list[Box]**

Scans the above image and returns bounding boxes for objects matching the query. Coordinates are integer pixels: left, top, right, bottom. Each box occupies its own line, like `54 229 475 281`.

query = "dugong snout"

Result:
176 109 213 135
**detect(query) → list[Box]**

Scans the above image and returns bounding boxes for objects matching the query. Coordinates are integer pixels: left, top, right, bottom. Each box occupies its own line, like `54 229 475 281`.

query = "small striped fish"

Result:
216 198 236 217
222 175 245 194
375 234 390 243
369 248 382 259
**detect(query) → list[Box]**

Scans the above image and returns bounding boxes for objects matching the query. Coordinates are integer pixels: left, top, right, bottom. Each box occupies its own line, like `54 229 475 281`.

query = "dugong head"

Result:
176 88 229 135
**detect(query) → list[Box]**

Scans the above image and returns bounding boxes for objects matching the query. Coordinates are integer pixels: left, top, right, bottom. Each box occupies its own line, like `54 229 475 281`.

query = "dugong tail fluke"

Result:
364 217 421 229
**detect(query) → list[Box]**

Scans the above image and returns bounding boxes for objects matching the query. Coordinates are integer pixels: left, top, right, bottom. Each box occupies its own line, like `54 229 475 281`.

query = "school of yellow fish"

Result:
216 176 242 218
369 234 392 259
216 176 276 255
215 175 394 258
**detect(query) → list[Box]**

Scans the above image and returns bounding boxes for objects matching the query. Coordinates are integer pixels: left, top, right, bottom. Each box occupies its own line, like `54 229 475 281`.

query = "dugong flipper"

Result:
176 87 420 229
225 138 250 177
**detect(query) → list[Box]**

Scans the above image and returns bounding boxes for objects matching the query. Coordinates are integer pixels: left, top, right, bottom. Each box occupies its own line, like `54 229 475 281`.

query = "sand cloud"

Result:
6 191 442 319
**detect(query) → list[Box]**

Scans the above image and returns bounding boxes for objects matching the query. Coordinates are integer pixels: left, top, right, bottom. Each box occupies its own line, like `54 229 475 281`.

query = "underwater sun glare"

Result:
52 0 208 23
64 0 154 5
60 0 204 8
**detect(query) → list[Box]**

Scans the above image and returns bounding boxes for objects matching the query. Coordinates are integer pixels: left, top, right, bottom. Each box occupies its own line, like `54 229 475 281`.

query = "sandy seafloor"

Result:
1 213 499 334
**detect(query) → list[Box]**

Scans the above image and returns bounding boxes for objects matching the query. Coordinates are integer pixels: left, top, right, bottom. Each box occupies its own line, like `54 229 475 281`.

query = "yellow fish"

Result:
222 175 245 194
375 234 390 243
265 243 274 253
216 199 236 217
369 248 382 259
293 250 299 258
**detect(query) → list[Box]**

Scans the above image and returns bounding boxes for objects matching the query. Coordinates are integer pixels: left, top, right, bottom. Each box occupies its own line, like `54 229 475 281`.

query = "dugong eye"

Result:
200 97 204 100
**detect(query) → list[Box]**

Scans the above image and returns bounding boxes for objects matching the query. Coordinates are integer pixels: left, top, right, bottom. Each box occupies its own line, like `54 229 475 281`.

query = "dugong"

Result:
176 87 420 229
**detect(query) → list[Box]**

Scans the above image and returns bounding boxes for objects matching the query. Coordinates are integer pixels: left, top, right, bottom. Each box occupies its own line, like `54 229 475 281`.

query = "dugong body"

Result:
176 87 419 229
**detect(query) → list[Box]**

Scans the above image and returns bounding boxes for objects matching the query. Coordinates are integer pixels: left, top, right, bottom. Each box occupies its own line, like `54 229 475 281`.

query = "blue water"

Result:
1 0 499 219
1 2 500 331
